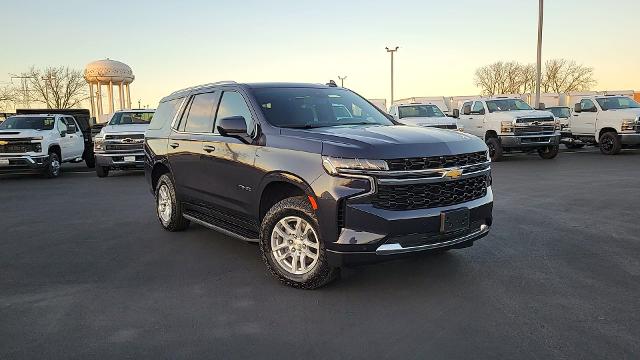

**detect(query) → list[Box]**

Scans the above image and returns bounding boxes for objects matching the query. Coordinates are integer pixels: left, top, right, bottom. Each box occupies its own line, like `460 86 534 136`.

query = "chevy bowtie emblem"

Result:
0 141 7 146
121 138 134 143
443 169 463 179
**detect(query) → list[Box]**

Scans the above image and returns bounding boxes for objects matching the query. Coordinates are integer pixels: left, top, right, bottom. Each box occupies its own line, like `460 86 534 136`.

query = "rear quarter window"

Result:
148 98 184 130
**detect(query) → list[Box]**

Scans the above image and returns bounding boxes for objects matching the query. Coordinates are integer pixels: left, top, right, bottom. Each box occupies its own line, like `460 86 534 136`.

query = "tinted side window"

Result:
64 118 77 133
183 92 218 133
472 101 485 114
580 99 596 111
215 91 254 133
150 98 183 130
56 118 68 133
462 102 472 115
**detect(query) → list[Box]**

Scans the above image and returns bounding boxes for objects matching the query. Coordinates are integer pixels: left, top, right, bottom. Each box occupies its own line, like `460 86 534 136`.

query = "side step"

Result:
183 212 259 243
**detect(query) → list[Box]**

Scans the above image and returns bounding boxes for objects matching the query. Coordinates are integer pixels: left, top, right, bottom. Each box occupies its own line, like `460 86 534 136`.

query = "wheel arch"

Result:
258 172 315 222
598 127 617 141
48 144 61 159
151 161 172 191
485 130 499 141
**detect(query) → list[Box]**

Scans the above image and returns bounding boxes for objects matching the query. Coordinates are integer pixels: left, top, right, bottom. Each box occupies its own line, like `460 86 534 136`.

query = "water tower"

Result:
84 59 135 117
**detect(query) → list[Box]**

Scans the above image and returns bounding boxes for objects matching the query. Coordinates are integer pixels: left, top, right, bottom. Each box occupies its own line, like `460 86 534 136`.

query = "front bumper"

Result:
499 133 560 149
95 152 145 169
620 133 640 145
0 154 49 174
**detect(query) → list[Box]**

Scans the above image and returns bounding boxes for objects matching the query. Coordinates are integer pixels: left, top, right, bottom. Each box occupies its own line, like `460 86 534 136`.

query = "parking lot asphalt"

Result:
1 148 639 359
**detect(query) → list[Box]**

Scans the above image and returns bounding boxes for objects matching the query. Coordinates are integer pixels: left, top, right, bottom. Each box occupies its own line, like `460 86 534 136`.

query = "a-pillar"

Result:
88 83 96 117
118 82 125 110
107 80 114 114
125 84 131 109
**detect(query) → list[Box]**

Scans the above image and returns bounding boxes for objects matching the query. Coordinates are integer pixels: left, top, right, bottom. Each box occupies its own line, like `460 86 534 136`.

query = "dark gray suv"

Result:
144 81 493 289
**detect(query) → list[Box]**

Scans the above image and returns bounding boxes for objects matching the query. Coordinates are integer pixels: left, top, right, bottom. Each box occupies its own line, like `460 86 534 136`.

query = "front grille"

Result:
105 143 143 151
104 134 144 140
386 151 487 171
431 124 457 129
372 175 488 211
515 117 554 123
0 143 39 153
514 126 555 135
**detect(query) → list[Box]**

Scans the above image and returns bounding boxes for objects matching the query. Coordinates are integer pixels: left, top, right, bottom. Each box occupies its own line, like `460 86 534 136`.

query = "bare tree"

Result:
0 85 15 112
474 61 527 96
542 59 596 93
11 66 87 109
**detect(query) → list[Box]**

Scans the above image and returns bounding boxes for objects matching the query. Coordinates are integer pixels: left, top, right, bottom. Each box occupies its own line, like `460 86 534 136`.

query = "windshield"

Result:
549 107 570 118
398 105 445 119
251 87 394 128
486 99 532 112
596 97 640 111
0 116 55 130
109 112 154 125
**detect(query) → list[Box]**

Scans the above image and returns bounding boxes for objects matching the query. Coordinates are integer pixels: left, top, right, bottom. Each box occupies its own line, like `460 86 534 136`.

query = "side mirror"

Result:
538 103 546 110
574 104 582 113
60 130 67 137
217 116 248 138
452 109 460 118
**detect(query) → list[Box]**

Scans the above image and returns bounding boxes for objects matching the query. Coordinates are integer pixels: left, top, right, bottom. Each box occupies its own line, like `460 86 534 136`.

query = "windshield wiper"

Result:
281 124 328 129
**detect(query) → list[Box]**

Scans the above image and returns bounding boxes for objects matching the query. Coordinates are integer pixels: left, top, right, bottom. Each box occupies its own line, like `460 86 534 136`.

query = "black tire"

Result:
260 196 339 289
96 166 110 178
538 145 559 159
565 143 585 150
43 151 61 178
599 132 621 155
486 137 503 162
155 174 190 231
85 156 96 169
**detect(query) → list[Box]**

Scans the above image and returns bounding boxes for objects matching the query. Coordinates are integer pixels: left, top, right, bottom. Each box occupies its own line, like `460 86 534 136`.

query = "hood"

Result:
0 129 48 139
101 124 149 134
281 125 487 159
397 116 457 127
490 110 554 121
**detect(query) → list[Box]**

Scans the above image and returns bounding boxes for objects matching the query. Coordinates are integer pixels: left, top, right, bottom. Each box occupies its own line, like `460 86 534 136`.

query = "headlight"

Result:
34 143 42 152
622 119 636 131
322 156 388 175
501 121 514 133
94 136 104 151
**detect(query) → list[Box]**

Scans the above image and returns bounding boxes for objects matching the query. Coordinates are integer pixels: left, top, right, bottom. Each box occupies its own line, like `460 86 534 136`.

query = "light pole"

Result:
385 46 399 103
535 0 544 109
338 75 347 87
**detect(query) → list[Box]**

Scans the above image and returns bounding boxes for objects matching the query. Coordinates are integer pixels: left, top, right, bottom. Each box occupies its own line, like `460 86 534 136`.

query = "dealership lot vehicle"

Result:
456 97 560 161
1 149 639 359
388 102 460 130
145 81 493 289
0 114 85 178
565 95 640 155
93 109 154 177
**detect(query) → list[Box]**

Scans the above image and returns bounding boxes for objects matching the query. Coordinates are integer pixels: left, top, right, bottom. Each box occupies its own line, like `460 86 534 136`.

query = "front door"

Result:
468 101 486 137
56 117 73 161
572 99 598 136
64 117 85 159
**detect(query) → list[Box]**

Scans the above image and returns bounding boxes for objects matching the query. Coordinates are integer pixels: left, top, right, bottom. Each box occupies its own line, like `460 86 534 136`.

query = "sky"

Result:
2 0 639 108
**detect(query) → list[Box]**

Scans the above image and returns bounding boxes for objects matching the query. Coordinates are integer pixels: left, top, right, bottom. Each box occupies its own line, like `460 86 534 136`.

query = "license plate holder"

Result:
124 156 136 162
440 208 470 233
0 158 9 166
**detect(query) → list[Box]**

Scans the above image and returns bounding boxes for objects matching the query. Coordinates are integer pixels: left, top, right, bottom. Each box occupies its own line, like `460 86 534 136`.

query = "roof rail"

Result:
169 81 237 96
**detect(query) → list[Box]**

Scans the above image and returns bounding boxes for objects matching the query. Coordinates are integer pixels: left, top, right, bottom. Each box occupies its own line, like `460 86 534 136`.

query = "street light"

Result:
535 0 544 109
338 75 347 87
385 46 399 103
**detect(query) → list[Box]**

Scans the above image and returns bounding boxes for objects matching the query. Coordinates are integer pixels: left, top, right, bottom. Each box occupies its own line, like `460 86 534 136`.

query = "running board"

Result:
183 214 259 243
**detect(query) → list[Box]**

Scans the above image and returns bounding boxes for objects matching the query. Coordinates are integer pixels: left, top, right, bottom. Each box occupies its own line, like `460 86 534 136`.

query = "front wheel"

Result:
260 196 339 289
96 166 110 178
599 132 621 155
486 137 503 162
43 152 61 178
538 145 559 159
155 174 190 231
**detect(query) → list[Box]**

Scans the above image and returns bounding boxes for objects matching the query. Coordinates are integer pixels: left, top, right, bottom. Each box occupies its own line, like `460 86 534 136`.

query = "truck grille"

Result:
429 124 457 129
372 175 489 211
514 126 555 135
104 134 144 140
386 151 487 171
515 117 554 123
105 143 143 151
0 142 39 153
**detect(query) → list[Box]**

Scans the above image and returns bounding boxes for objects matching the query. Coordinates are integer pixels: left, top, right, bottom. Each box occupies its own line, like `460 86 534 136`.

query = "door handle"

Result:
468 117 474 120
203 145 216 153
170 142 179 149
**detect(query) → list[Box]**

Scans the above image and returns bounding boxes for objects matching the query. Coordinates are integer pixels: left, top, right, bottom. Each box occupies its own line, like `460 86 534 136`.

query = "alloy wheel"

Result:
157 184 172 223
270 216 320 275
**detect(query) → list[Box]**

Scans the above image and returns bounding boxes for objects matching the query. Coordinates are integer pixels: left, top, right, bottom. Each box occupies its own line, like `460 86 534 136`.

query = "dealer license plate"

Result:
0 159 9 166
124 156 136 162
440 208 470 233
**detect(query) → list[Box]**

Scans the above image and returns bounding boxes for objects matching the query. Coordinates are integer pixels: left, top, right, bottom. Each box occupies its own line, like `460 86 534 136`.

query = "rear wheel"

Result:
599 132 621 155
96 166 110 178
538 145 559 159
155 174 190 231
43 152 61 178
486 137 503 162
260 196 339 289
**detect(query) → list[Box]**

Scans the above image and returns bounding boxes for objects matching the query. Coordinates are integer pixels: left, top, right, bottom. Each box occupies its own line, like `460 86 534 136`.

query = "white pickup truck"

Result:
455 97 560 161
388 103 460 130
564 95 640 155
0 114 85 178
93 109 154 177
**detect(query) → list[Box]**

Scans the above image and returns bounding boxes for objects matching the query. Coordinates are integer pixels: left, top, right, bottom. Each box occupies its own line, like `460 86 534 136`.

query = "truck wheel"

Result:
486 137 503 162
599 132 621 155
260 196 339 289
155 174 190 231
538 145 559 159
43 152 61 178
85 156 96 169
96 166 110 178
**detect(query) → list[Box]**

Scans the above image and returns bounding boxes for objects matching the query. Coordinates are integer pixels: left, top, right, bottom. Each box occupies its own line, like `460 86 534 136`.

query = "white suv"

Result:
455 97 560 161
0 114 85 178
388 103 460 130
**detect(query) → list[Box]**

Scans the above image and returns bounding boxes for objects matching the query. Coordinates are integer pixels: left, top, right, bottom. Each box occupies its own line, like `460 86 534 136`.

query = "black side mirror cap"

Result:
574 104 582 113
452 109 460 118
60 130 67 137
217 116 252 143
538 103 546 110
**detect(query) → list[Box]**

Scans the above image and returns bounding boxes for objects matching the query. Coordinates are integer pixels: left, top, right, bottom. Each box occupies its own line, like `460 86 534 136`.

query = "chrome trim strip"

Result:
183 214 259 243
377 168 490 185
375 225 490 255
95 152 145 157
338 161 491 177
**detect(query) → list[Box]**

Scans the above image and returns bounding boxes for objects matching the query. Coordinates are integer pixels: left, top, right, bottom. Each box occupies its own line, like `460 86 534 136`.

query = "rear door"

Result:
167 91 218 202
572 99 598 135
